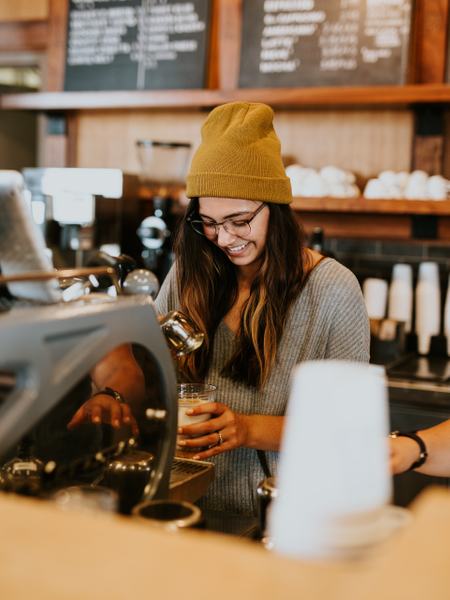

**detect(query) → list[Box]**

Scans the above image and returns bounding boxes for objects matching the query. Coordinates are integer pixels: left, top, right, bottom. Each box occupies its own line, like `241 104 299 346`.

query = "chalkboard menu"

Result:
64 0 211 91
239 0 413 88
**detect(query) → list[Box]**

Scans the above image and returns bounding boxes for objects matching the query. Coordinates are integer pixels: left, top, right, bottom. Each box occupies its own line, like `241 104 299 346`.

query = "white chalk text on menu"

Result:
64 0 211 91
239 0 413 88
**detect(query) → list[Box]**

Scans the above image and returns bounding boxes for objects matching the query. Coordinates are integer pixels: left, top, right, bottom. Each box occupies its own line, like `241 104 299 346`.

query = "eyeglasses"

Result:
187 203 266 239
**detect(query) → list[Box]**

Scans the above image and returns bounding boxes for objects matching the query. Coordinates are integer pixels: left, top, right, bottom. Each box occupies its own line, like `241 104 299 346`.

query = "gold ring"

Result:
217 431 223 446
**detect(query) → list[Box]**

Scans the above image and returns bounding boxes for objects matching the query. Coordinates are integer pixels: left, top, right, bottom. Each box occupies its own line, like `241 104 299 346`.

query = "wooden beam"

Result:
45 0 68 91
206 0 219 88
216 0 241 90
66 111 78 167
411 0 450 83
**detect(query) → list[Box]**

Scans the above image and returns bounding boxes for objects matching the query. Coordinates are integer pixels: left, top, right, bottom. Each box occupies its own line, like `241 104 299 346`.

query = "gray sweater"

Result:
155 258 370 515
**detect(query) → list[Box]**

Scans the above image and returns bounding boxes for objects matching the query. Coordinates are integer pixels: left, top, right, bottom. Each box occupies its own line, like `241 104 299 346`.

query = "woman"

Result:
155 101 370 516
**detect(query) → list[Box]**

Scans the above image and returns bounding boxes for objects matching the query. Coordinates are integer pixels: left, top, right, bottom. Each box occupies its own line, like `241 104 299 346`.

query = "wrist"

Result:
93 387 125 404
238 414 254 448
389 430 428 471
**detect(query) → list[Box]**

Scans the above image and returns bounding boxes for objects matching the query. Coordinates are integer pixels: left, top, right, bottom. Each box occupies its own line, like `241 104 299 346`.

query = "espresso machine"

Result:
135 140 191 282
0 170 212 515
0 293 176 502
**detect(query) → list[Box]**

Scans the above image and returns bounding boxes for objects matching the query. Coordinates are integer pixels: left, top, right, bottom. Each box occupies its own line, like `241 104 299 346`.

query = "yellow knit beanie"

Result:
186 102 292 204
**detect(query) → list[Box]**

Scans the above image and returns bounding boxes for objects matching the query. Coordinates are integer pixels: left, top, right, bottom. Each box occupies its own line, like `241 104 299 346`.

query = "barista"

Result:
153 101 370 515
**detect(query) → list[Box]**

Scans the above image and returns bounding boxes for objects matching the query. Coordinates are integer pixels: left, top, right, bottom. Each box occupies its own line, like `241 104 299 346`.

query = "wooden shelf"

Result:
4 83 450 111
291 197 450 215
128 183 450 216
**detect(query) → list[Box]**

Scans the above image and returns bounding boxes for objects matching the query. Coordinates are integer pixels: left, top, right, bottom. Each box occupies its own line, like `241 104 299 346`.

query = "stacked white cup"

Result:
387 264 413 333
415 262 441 355
362 278 388 320
268 360 391 561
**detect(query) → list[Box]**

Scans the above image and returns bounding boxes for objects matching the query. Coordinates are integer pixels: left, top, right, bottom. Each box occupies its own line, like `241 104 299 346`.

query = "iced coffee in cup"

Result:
177 383 216 453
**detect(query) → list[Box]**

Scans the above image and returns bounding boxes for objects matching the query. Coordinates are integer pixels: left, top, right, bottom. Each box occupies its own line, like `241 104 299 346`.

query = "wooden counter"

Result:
0 488 450 599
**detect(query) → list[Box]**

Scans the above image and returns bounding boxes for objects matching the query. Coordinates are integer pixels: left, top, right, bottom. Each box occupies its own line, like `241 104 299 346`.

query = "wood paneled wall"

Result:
74 108 414 183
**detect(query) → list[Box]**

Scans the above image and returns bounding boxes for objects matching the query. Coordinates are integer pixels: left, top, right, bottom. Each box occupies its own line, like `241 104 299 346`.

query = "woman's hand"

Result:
67 394 139 436
389 435 421 475
177 402 250 460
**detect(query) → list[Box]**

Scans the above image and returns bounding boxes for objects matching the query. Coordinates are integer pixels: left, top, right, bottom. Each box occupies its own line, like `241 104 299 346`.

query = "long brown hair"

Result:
175 198 306 388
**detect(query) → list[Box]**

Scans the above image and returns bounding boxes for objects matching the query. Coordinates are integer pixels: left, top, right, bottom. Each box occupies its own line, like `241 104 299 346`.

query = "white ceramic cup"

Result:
177 383 216 449
363 278 388 320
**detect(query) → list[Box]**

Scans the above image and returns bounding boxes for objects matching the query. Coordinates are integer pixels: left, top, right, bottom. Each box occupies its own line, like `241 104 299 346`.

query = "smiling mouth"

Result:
225 242 249 255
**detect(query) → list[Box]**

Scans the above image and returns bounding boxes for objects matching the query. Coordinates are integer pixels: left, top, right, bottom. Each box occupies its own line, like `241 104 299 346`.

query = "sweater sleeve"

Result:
324 266 370 363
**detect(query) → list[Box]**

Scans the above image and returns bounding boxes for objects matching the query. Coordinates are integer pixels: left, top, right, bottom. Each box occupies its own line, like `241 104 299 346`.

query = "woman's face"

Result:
198 197 270 269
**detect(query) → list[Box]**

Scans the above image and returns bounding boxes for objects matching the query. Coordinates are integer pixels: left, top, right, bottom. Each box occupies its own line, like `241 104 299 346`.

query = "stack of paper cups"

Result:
415 262 441 355
362 278 388 320
268 360 390 561
388 264 413 332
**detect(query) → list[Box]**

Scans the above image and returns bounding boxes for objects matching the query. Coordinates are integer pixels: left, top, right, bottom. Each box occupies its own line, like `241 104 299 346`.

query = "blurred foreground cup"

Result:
268 360 391 561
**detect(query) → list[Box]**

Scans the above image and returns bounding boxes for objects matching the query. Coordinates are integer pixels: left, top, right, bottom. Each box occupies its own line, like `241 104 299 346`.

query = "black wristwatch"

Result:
93 387 125 404
390 430 428 471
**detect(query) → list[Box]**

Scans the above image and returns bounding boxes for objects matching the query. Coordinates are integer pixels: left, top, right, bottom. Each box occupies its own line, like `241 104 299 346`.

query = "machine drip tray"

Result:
387 354 450 384
169 457 214 504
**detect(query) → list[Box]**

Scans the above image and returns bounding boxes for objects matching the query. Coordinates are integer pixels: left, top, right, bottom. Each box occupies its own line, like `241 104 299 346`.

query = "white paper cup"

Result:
415 262 441 355
269 361 390 561
388 264 413 332
363 278 388 320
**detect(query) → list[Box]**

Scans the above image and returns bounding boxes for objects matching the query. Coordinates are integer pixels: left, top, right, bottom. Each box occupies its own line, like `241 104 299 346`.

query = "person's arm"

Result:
177 402 284 460
90 344 145 403
240 414 284 451
67 344 145 433
390 420 450 476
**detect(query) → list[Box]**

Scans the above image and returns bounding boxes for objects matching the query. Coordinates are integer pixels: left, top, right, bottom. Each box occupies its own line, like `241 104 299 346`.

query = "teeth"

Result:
228 243 248 254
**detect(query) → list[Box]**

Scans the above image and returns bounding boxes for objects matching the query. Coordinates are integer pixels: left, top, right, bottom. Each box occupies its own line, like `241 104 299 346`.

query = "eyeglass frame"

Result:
186 202 266 238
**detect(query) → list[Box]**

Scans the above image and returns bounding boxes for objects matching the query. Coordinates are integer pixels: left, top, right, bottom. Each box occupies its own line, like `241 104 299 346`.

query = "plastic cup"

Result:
177 383 216 451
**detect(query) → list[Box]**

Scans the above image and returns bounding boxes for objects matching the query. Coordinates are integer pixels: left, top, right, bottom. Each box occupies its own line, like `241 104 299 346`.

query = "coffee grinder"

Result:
136 140 191 283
